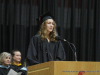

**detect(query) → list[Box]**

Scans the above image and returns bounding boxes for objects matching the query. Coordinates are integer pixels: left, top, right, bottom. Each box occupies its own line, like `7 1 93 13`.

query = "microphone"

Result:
55 36 77 61
55 36 70 43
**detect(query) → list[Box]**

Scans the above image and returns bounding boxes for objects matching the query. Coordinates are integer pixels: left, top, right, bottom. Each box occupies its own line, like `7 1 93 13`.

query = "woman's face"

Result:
2 55 11 67
13 51 21 63
46 19 54 34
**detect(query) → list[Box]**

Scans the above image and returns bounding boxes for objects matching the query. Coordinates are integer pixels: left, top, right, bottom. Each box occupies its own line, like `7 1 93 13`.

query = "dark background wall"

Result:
0 0 100 65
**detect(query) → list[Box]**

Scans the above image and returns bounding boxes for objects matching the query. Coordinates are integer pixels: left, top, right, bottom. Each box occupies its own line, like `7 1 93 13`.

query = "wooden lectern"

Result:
27 61 100 75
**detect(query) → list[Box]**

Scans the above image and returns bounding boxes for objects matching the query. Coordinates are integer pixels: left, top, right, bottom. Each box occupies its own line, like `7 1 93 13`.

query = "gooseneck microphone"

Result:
55 36 77 61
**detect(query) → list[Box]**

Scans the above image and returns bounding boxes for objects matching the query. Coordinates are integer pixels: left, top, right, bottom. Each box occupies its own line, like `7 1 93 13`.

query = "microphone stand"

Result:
63 39 77 61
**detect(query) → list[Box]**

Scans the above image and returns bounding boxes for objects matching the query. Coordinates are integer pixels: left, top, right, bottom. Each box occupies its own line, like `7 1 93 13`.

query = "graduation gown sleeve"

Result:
56 41 66 61
26 36 40 66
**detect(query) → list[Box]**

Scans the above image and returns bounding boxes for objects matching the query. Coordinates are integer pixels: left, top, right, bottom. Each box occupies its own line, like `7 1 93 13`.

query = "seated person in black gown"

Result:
26 11 66 66
0 52 11 75
10 50 27 75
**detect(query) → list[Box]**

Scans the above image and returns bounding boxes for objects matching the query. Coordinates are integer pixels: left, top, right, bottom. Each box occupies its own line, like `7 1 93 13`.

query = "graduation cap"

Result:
36 11 54 26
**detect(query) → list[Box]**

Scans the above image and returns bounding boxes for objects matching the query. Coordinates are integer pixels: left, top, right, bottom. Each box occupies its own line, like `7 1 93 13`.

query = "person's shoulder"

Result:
0 65 10 69
0 65 2 68
30 35 41 43
31 35 41 41
31 35 40 39
20 67 27 71
34 34 40 38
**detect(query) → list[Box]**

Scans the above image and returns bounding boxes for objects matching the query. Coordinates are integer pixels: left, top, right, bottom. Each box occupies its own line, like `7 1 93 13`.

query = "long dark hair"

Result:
11 50 21 57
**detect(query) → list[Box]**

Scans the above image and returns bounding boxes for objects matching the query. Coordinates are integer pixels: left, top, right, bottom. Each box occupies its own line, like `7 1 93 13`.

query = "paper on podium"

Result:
7 69 22 75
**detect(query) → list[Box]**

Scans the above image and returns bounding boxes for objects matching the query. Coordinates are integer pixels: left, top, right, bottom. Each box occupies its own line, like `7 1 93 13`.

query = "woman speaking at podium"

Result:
26 11 66 66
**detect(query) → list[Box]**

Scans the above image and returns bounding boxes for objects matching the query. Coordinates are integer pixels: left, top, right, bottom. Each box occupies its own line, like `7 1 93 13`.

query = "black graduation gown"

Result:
0 65 10 75
10 64 27 75
26 35 66 66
